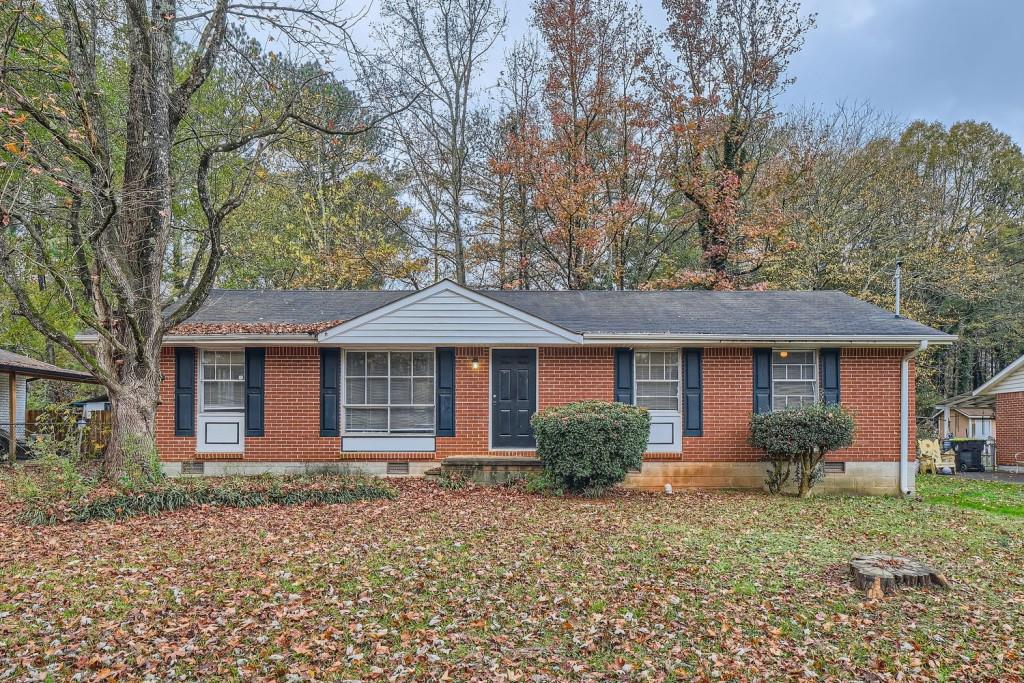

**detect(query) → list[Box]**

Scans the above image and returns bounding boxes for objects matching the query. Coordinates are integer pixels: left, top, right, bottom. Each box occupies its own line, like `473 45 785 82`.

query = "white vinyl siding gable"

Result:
319 285 581 345
994 364 1024 394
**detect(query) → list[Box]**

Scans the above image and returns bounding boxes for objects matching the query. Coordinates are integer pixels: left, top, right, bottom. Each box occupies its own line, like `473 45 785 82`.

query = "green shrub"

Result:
531 400 650 496
5 434 98 525
12 473 396 525
523 470 564 496
749 402 855 497
436 469 471 491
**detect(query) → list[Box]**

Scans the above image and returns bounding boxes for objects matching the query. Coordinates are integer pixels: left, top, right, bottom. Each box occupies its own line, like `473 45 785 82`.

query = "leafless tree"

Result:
369 0 506 285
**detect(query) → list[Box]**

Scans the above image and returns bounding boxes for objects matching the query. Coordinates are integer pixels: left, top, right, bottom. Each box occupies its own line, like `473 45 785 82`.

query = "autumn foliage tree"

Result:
658 0 815 289
495 0 678 290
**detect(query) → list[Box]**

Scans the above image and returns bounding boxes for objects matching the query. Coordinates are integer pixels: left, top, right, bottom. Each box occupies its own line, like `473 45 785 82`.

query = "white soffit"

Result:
318 279 583 345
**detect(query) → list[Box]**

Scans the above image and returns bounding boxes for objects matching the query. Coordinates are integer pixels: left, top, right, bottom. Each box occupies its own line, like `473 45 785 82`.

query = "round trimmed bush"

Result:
531 400 650 495
749 402 855 497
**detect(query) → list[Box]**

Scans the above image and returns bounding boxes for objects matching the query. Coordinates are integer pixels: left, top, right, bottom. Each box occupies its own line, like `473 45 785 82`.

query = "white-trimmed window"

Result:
344 351 435 434
635 350 680 412
200 350 245 411
772 349 818 411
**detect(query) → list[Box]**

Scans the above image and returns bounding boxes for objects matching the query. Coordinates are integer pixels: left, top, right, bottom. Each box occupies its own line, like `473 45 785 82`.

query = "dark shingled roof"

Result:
0 349 96 382
174 288 950 338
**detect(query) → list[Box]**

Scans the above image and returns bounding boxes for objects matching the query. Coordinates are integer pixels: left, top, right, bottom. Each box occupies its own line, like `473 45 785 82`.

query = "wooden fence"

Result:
25 409 111 454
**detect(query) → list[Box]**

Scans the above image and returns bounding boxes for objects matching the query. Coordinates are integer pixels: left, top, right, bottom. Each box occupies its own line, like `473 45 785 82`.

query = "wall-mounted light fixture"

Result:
778 350 789 359
471 357 480 370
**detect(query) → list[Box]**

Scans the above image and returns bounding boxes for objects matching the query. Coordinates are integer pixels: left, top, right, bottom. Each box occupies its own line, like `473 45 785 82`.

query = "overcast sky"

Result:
349 0 1024 145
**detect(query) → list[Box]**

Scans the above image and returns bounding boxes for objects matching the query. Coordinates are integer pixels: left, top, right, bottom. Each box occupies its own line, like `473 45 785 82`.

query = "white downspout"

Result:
900 340 928 495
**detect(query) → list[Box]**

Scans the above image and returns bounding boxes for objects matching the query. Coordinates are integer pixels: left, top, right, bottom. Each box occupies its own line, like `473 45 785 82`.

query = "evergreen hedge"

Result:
531 400 650 495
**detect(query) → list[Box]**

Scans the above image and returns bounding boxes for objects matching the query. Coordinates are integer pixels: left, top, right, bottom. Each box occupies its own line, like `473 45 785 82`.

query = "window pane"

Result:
638 395 679 411
204 381 244 408
346 352 365 377
366 352 389 376
390 377 412 405
635 352 650 365
774 380 816 397
413 352 434 376
639 381 678 397
390 352 412 376
346 377 366 404
413 377 434 404
366 377 388 404
390 406 434 432
346 407 387 432
635 364 650 380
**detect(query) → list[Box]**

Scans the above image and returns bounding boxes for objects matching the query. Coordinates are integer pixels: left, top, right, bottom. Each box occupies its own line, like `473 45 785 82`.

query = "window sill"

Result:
341 436 436 453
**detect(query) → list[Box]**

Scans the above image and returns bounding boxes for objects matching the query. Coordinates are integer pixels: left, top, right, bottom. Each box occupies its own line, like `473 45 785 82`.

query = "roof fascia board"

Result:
0 364 97 383
317 279 583 344
974 353 1024 396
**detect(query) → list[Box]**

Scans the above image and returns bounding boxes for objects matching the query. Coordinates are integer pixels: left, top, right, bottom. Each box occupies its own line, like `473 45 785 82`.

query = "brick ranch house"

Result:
974 352 1024 472
79 280 955 494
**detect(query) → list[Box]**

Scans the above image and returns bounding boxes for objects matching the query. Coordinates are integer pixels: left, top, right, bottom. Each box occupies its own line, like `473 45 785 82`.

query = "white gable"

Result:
318 280 583 345
976 354 1024 396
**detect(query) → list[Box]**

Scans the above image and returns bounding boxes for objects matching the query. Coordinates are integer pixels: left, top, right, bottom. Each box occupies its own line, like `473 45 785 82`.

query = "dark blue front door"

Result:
491 349 537 448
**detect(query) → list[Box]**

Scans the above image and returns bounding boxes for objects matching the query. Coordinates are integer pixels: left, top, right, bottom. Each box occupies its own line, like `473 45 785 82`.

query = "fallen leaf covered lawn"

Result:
1 478 1021 681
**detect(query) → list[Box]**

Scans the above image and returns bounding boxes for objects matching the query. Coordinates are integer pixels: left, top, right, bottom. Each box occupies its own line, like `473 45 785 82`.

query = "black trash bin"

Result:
951 439 986 472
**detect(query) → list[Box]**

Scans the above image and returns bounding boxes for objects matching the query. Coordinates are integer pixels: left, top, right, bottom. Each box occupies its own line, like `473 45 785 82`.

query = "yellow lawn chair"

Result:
919 438 957 475
918 439 940 475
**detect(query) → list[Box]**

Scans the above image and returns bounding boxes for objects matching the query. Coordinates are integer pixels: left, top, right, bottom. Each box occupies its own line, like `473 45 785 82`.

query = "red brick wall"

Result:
996 392 1024 467
832 348 913 462
157 347 341 462
434 346 615 457
155 344 911 464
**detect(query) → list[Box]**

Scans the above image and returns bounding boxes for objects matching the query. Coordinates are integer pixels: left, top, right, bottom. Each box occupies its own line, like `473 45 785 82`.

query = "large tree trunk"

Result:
104 377 161 479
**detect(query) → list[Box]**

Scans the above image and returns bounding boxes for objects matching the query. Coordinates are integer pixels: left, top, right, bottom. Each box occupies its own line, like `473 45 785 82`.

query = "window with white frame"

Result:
344 351 435 434
200 350 245 411
635 350 680 411
771 349 818 411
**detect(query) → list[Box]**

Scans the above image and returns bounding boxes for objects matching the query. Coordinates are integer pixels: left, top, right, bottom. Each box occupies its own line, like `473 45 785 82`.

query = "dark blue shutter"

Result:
436 347 456 437
614 348 634 404
821 348 841 405
174 347 195 436
683 348 703 436
320 348 340 437
753 348 772 414
244 348 265 437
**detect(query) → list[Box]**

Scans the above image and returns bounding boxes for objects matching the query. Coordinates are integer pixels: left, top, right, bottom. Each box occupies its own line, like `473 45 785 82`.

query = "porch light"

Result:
471 357 480 370
778 350 789 358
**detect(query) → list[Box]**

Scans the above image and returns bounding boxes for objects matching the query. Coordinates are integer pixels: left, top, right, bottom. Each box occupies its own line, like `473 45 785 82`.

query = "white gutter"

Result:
581 333 957 346
900 340 929 496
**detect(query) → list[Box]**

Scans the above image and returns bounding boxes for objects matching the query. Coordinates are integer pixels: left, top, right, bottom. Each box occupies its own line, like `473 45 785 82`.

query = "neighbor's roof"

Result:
0 349 96 382
160 287 952 341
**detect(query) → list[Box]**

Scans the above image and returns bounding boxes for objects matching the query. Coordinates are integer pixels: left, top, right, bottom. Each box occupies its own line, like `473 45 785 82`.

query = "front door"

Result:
491 349 537 449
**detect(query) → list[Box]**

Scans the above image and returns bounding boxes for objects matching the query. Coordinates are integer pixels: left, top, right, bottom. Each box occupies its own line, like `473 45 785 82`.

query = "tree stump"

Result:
850 554 950 595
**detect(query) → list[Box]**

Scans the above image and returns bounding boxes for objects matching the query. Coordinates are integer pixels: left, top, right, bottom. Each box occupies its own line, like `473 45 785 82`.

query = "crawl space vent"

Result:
823 461 846 475
182 461 205 475
386 462 410 476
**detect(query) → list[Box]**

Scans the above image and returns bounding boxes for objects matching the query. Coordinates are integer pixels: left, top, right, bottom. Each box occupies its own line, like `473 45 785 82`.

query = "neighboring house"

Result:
73 394 111 419
0 349 97 461
974 353 1024 472
931 392 996 439
77 280 954 494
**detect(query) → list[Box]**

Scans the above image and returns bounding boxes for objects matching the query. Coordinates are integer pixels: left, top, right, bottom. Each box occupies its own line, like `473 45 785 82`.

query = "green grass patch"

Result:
917 474 1024 516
